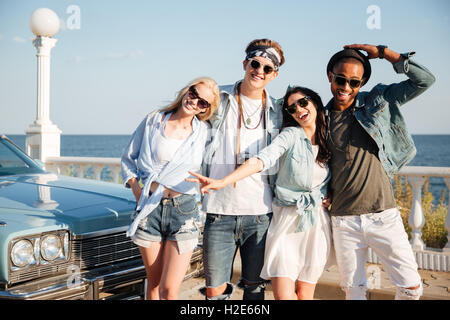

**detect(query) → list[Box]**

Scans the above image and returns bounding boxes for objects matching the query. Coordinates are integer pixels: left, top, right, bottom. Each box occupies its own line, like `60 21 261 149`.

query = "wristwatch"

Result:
377 45 387 59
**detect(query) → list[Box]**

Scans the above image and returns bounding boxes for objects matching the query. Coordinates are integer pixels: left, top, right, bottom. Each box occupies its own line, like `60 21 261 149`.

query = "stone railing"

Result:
46 156 122 184
44 157 450 272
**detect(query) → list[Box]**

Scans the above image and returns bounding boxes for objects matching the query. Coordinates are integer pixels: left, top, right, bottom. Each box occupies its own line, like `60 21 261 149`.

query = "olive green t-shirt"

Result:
327 106 396 216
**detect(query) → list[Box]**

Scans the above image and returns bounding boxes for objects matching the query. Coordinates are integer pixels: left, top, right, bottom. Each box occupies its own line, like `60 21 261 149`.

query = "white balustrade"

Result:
45 156 122 184
408 176 427 251
399 166 450 253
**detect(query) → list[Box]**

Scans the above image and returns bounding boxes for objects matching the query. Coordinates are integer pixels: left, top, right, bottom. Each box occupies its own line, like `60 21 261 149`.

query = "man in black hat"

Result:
324 44 435 300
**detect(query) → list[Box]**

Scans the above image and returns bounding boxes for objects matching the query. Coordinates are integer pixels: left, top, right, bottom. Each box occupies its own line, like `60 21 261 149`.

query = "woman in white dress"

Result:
187 86 335 300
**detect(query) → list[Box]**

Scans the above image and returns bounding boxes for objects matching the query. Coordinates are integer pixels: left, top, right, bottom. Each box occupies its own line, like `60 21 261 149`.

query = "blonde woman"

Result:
121 77 220 299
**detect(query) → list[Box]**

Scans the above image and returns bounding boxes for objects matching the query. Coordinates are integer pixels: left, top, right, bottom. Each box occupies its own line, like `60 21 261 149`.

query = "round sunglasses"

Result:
331 73 363 89
285 96 311 114
187 86 211 109
248 59 275 75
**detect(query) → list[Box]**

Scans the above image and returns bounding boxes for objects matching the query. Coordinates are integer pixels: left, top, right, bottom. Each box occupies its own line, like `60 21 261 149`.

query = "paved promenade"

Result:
179 252 449 300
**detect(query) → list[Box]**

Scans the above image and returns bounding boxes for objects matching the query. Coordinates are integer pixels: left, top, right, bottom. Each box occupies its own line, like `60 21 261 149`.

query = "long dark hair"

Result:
281 86 331 165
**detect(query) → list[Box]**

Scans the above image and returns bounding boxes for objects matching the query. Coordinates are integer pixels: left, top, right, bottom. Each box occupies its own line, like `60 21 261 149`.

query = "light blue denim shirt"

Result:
324 53 435 177
256 126 331 232
121 111 208 237
202 80 283 194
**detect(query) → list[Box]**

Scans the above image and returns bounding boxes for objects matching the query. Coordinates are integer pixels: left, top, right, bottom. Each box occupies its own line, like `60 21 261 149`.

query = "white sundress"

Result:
260 145 336 284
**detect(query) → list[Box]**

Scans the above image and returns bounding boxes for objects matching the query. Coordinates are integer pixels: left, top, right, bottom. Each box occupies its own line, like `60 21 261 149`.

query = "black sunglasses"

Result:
331 73 363 89
187 86 211 109
248 59 275 75
285 96 310 114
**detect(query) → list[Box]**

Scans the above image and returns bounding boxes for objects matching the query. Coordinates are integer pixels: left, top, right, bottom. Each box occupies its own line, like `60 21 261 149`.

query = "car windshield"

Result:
0 136 45 176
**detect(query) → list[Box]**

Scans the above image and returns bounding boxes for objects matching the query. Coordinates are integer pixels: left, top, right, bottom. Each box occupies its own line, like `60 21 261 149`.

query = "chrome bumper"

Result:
0 249 203 300
0 260 146 300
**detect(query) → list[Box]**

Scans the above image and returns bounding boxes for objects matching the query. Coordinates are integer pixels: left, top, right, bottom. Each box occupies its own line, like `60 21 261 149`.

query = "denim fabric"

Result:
256 126 330 231
202 212 272 300
202 80 283 202
121 111 207 237
324 54 435 177
133 194 200 246
199 283 234 300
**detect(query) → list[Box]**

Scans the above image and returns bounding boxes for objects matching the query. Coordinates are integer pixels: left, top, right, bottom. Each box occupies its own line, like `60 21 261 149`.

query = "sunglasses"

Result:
248 59 275 75
285 96 310 114
331 73 363 89
187 86 211 109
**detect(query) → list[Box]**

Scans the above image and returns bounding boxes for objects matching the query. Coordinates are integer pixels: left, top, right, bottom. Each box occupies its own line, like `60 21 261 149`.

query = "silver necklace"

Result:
241 95 262 125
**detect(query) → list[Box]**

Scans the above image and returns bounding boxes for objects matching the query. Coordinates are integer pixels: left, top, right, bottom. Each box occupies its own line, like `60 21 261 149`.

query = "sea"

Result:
6 134 450 205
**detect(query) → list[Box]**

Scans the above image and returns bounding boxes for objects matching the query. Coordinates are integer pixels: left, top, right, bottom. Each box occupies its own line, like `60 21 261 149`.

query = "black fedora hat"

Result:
326 48 371 85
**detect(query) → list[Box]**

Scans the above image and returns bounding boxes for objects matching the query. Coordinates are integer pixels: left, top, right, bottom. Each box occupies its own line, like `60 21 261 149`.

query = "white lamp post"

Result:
26 8 62 161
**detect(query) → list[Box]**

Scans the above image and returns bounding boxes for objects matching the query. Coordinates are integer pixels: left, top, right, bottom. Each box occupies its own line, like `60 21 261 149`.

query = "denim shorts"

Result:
131 194 200 254
203 213 272 290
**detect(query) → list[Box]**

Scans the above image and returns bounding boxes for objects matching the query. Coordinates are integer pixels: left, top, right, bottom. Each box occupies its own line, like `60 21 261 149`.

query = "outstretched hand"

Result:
185 171 226 196
344 43 379 59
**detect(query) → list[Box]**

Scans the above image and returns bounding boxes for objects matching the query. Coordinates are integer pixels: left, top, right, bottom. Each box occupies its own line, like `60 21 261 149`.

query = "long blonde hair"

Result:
160 77 220 121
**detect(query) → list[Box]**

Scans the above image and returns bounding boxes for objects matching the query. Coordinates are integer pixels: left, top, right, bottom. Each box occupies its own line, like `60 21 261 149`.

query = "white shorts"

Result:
331 208 421 291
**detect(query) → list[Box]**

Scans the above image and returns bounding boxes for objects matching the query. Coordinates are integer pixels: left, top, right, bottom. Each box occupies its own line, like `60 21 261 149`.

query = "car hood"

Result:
0 173 136 239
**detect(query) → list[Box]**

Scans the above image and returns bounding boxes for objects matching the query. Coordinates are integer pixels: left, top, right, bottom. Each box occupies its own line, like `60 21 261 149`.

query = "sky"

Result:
1 0 450 134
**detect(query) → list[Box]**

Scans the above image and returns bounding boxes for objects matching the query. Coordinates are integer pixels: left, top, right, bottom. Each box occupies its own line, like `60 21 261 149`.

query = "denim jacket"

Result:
121 111 208 237
324 53 436 177
202 80 283 193
256 126 330 232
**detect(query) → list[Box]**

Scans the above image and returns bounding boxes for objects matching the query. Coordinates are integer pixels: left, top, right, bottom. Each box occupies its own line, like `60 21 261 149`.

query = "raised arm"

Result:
187 127 295 195
344 44 435 105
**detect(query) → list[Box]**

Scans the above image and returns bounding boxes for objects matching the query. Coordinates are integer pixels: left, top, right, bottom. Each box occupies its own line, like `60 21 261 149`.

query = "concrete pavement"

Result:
179 252 449 300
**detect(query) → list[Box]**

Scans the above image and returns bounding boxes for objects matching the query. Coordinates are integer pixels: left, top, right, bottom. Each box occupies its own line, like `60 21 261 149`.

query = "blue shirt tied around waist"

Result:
256 126 331 232
121 111 208 237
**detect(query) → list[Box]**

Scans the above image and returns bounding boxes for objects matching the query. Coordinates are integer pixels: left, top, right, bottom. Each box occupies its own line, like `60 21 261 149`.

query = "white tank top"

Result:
152 114 186 173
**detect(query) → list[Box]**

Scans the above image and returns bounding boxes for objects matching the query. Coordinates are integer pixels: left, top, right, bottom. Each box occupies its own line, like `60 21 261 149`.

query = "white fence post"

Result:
408 176 426 251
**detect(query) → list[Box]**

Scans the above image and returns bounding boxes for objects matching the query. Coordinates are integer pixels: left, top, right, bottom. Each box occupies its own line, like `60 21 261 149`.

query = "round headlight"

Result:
11 240 34 267
41 235 62 261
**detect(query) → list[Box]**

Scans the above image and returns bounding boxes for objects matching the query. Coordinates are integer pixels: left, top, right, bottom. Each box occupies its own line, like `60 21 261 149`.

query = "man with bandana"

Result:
198 39 285 300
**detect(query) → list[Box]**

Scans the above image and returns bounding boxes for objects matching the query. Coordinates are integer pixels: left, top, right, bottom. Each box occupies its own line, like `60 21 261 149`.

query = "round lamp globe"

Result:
30 8 60 37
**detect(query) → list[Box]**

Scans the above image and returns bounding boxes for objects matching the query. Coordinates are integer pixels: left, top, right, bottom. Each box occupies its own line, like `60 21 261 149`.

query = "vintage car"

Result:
0 135 203 300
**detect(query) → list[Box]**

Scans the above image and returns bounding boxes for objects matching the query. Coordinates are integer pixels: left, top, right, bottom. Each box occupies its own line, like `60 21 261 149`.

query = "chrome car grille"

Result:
9 231 141 285
71 232 141 269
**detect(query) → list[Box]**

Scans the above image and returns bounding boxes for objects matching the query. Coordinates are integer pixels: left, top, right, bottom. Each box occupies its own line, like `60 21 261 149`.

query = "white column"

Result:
443 178 450 252
408 176 427 251
111 166 121 184
92 166 103 181
25 36 61 161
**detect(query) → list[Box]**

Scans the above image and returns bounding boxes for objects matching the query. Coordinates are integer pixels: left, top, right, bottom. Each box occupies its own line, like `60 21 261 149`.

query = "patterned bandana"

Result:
246 45 281 70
